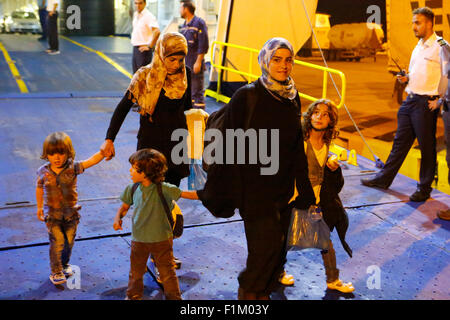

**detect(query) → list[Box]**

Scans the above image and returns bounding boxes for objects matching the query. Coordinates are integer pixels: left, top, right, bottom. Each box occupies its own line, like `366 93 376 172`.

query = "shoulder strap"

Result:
244 82 258 130
156 183 175 227
130 182 140 205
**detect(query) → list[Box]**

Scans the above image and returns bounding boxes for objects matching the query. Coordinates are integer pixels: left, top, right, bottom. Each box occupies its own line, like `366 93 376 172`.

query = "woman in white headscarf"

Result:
198 37 315 299
101 32 192 186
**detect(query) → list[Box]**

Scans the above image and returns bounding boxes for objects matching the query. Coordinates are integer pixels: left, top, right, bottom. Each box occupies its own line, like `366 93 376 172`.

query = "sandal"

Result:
327 279 355 293
278 271 295 286
49 272 67 285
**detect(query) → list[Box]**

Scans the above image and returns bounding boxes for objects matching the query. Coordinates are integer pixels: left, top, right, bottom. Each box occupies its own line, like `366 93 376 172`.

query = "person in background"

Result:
131 0 160 73
433 38 450 220
37 0 48 41
361 7 448 202
45 0 60 55
180 0 209 109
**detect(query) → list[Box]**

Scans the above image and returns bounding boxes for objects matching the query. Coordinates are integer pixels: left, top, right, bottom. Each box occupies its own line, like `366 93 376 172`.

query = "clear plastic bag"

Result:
188 159 207 190
287 205 330 251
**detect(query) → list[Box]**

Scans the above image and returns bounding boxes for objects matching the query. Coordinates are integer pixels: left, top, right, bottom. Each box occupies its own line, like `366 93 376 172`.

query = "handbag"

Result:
286 205 330 251
156 183 184 238
131 183 184 238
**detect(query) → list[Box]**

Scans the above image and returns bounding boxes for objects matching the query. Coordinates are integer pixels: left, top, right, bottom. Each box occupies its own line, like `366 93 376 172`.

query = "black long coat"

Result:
198 79 316 218
320 165 352 257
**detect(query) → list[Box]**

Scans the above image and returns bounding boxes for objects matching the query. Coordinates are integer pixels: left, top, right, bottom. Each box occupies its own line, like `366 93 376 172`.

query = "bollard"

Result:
347 149 358 166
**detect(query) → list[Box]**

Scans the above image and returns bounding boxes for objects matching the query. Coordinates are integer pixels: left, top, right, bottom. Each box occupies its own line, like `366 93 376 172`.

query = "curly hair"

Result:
129 148 168 184
302 99 339 146
41 131 76 160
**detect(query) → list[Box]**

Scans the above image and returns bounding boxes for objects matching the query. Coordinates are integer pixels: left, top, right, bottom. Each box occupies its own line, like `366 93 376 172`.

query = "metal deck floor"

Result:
0 34 449 301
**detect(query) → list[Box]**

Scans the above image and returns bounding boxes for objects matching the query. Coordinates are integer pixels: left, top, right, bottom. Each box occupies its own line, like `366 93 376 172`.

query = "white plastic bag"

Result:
287 205 330 251
188 159 207 190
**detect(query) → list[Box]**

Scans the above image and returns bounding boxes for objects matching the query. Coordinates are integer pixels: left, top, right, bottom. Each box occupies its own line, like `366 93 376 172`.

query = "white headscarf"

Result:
258 37 297 100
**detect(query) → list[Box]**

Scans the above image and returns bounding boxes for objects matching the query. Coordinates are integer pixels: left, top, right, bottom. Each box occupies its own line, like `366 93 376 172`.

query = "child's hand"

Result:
101 139 115 161
113 217 123 231
326 155 340 171
37 208 45 222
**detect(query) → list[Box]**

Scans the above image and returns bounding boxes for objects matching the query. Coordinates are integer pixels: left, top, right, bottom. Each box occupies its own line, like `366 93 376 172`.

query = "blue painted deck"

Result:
0 34 449 301
0 34 131 96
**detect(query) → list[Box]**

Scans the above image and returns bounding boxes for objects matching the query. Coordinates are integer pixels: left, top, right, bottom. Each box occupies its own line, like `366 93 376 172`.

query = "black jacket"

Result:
320 165 352 257
106 67 192 178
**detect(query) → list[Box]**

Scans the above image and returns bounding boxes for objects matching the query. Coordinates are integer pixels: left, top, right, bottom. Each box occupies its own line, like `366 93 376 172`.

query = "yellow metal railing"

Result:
206 40 347 109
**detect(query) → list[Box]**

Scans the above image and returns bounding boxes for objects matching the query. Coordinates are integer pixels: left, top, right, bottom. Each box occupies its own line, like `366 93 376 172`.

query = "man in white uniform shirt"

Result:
46 0 59 55
362 7 448 202
131 0 160 73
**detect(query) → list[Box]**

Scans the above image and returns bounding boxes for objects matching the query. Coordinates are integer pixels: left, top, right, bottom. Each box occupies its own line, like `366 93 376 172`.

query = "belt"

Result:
407 93 440 100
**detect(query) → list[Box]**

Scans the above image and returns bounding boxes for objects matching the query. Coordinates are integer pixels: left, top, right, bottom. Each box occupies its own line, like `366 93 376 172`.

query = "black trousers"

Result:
238 201 291 296
132 46 154 73
38 9 48 38
46 12 58 50
375 94 439 192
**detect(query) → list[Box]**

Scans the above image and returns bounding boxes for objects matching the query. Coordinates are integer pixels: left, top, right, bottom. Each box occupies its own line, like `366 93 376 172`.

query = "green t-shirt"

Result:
120 182 182 243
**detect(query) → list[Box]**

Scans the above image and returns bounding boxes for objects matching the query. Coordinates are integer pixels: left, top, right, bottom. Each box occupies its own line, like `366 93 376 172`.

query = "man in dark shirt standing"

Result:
37 0 48 41
180 0 209 109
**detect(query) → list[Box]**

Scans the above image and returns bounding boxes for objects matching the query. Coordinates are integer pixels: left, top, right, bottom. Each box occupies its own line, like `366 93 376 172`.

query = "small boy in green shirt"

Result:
113 148 198 300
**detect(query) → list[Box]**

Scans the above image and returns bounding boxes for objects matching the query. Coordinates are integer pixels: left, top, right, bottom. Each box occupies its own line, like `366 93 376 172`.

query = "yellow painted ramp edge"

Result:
0 41 29 93
60 35 132 80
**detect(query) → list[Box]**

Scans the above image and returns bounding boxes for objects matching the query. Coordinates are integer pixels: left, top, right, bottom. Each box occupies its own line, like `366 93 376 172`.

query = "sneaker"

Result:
174 257 182 270
49 272 67 285
48 50 60 55
63 265 73 277
278 271 295 286
45 49 52 53
409 189 430 202
327 279 354 293
360 177 389 189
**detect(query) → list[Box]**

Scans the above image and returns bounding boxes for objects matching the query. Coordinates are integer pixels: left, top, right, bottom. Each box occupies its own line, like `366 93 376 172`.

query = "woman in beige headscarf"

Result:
101 32 193 186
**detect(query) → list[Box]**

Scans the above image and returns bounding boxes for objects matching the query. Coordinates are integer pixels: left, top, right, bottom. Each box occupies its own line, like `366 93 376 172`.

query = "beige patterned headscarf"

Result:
127 32 188 120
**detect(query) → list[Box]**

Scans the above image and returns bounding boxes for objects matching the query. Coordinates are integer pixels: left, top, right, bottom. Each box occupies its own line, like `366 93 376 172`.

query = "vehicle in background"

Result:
298 14 385 62
4 11 41 34
327 22 384 61
0 15 6 33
